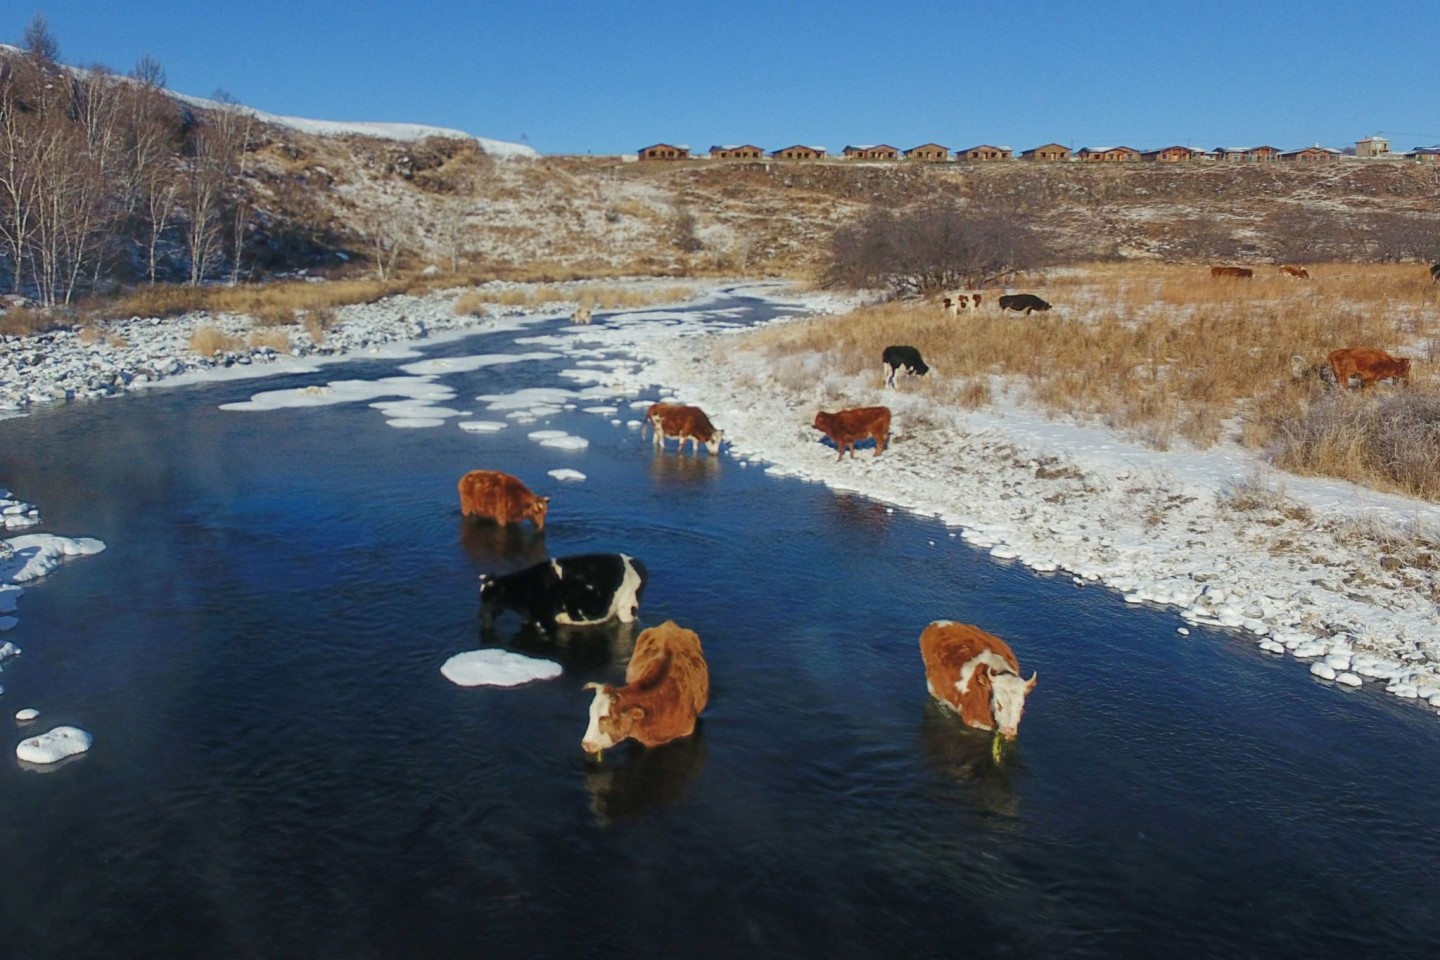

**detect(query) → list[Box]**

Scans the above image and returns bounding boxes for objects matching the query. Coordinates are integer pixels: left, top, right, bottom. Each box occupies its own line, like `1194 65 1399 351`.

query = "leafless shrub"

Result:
188 325 243 355
302 306 337 345
1269 391 1440 499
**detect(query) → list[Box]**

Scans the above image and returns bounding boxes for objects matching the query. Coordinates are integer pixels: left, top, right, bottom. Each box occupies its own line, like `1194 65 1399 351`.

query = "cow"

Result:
997 293 1051 314
919 621 1036 740
581 620 709 756
458 470 549 531
971 293 982 309
942 296 959 318
479 553 647 633
1210 265 1254 279
1328 346 1412 391
882 345 930 388
643 403 723 455
570 304 593 324
812 406 891 460
1278 264 1311 279
1430 262 1440 283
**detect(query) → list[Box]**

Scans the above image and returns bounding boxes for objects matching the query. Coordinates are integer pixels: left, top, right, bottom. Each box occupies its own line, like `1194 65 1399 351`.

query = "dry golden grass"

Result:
749 261 1440 497
452 282 696 313
188 326 245 356
247 329 292 352
92 278 411 322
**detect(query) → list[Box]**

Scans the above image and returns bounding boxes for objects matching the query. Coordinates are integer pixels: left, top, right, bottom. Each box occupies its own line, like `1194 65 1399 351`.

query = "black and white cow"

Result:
882 344 930 388
997 293 1051 315
479 554 647 633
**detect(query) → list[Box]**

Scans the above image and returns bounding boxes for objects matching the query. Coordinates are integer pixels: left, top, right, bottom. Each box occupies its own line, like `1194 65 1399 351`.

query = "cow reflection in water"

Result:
918 703 1020 819
458 519 548 575
648 448 720 488
583 729 709 826
825 492 893 535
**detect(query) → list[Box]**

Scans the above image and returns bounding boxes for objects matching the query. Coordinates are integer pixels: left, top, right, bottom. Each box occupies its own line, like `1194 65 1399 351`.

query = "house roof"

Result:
958 144 1012 152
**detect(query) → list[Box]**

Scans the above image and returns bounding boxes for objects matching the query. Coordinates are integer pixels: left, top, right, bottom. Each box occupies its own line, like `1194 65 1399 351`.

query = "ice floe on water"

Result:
399 351 560 376
548 469 587 482
16 725 92 765
441 649 562 687
458 420 508 433
15 707 38 721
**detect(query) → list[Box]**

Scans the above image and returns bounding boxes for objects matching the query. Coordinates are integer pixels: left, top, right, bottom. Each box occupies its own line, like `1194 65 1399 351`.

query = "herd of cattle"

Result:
457 394 1037 760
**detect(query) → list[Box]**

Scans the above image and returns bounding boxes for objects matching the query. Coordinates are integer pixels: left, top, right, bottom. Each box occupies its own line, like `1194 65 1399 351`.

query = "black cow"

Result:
479 554 647 633
1430 262 1440 283
997 293 1051 315
882 344 930 388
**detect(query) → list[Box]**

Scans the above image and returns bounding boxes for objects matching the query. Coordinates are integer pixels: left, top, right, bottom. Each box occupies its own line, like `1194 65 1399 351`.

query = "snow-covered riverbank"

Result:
4 279 1440 723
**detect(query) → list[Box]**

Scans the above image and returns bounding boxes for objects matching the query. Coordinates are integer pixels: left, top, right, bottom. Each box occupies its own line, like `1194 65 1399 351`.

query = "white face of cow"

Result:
582 682 617 754
991 672 1037 739
704 431 723 456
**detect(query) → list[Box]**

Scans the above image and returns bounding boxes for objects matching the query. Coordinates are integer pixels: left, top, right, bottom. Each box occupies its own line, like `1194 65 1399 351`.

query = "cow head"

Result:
990 671 1037 740
529 496 551 530
581 682 645 755
704 431 724 456
812 412 831 432
1396 358 1413 385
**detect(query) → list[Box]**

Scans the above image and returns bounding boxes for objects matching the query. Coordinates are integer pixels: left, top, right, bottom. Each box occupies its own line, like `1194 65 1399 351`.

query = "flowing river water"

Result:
1 291 1437 959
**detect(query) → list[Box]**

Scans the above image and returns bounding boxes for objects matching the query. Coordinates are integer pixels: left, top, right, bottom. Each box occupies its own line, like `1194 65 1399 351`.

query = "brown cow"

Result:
812 406 891 460
582 620 709 755
1210 265 1254 279
458 470 550 530
1278 264 1311 279
1328 346 1412 391
920 621 1036 740
644 402 723 455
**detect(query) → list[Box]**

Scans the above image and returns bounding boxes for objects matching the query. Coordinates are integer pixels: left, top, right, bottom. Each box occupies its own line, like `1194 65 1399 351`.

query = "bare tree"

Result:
180 92 251 285
22 14 59 65
363 208 406 281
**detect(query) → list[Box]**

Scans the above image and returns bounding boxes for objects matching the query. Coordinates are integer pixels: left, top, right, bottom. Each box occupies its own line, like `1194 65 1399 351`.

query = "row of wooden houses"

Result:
639 136 1440 164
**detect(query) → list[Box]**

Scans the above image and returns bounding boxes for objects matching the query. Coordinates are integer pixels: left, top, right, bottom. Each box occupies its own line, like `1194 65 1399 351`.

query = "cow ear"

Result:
624 705 647 721
1025 672 1038 692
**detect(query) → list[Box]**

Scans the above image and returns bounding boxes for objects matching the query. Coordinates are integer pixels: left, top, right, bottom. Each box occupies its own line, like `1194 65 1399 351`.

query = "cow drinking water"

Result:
458 470 550 530
479 553 647 634
920 621 1036 739
582 620 710 756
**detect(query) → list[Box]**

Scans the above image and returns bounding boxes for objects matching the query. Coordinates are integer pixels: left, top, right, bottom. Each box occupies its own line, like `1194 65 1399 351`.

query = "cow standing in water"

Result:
479 554 647 634
644 403 724 455
458 470 550 530
920 621 1036 740
582 620 710 756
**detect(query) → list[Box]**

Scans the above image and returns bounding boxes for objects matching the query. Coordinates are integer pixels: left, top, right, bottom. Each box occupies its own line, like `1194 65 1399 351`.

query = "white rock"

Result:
1310 662 1337 680
1335 672 1363 687
16 725 92 764
15 707 38 721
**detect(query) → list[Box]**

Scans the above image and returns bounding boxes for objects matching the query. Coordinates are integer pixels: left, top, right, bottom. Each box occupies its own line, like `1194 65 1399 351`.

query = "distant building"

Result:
1075 146 1141 162
1020 143 1071 161
842 144 900 160
1141 145 1196 162
770 144 827 160
638 143 690 161
1405 145 1440 163
1355 135 1391 158
1280 144 1342 162
904 143 950 162
957 144 1012 161
708 144 764 160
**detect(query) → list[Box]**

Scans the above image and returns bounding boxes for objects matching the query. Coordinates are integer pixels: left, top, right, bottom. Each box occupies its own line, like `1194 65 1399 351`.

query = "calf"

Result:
1210 265 1254 279
812 406 891 460
882 345 930 388
1328 346 1412 391
581 620 709 755
644 403 723 455
458 470 549 530
1278 264 1311 279
479 553 647 633
997 293 1051 314
920 621 1036 740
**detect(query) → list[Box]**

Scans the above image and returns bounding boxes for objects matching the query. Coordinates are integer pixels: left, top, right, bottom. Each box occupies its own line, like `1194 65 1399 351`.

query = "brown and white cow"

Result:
1328 346 1412 391
920 621 1036 740
1278 264 1311 279
458 470 550 530
582 620 710 755
644 403 723 455
812 406 891 460
1210 265 1254 279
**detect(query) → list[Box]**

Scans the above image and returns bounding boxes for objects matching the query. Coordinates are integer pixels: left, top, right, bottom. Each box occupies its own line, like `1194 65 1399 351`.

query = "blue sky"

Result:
10 1 1439 155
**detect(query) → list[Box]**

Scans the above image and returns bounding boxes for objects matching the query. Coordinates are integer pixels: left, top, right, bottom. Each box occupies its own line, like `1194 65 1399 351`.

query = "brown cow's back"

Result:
1210 265 1254 278
584 621 709 751
920 622 1020 731
1328 346 1412 390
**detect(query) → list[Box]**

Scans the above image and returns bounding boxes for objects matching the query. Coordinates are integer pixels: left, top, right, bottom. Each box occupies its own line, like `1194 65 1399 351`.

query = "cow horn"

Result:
582 681 603 692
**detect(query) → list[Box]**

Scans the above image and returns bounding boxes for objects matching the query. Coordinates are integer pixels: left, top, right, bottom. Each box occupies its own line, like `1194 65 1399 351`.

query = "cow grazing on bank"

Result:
1430 262 1440 283
920 621 1037 740
1328 346 1413 391
643 403 723 455
997 293 1051 315
1210 265 1254 279
882 345 930 388
458 470 550 530
581 620 710 755
1278 264 1311 279
570 304 593 324
479 553 647 633
812 406 891 460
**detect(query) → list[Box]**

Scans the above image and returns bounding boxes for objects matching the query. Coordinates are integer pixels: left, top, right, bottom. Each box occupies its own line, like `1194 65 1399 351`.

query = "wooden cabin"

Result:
957 144 1012 161
708 144 764 160
1141 146 1196 162
905 143 950 162
1280 145 1342 162
843 144 900 160
1021 143 1071 161
1075 146 1142 162
770 144 826 160
638 143 690 161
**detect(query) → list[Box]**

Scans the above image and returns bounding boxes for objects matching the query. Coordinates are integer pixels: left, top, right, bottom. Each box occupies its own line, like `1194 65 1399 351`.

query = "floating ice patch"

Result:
548 469 586 482
16 725 92 764
386 418 446 429
1 535 106 583
528 430 569 441
539 435 589 451
441 649 562 687
476 387 575 410
583 406 619 416
15 708 38 721
400 351 560 376
0 586 21 615
0 641 18 661
221 376 452 412
458 420 508 433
